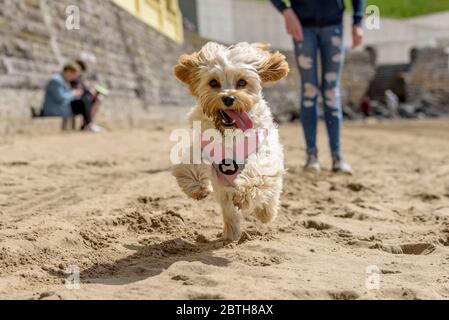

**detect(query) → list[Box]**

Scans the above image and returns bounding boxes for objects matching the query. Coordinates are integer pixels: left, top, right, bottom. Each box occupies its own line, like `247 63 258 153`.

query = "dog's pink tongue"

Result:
223 110 253 131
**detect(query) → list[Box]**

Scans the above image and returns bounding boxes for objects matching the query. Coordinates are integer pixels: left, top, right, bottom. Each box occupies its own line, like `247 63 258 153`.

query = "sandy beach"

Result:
0 119 448 300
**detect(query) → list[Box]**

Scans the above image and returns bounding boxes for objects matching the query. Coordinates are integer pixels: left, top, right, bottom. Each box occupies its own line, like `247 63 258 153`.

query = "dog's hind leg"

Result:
217 191 242 242
172 164 212 200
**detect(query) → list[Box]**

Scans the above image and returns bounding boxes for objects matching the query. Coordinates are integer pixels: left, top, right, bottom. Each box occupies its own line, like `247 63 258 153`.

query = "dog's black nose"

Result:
222 96 236 107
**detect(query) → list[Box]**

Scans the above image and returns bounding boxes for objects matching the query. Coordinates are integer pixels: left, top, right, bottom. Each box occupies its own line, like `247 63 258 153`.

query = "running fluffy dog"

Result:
172 42 289 241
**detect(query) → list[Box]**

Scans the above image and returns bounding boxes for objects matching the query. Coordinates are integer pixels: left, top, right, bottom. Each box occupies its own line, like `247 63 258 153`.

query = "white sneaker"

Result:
304 155 321 172
332 156 352 174
85 124 105 133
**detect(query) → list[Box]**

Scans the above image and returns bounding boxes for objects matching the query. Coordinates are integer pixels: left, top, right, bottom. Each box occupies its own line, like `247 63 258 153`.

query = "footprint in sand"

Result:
195 234 210 244
329 290 360 300
381 269 401 274
3 161 29 167
346 183 365 192
335 211 369 221
113 210 185 235
238 255 284 267
400 243 436 255
439 236 449 246
82 160 118 168
301 220 333 231
189 293 224 300
370 243 436 255
37 291 61 300
79 230 111 250
172 274 190 282
412 193 440 202
172 275 219 287
229 250 285 267
237 230 275 244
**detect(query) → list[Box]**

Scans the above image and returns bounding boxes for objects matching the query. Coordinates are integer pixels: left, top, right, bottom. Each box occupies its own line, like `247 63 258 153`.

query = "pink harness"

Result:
201 128 269 187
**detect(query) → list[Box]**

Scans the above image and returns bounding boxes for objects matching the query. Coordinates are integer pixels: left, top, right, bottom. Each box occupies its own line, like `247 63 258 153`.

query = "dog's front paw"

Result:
172 164 212 201
189 183 212 200
232 188 252 210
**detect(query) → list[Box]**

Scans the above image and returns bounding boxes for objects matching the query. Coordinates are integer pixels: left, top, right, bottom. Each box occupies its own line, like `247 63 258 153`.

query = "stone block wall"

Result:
0 0 195 123
341 50 377 108
407 46 449 108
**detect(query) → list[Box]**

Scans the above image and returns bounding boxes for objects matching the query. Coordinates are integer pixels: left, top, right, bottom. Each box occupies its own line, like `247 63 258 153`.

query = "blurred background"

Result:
0 0 448 132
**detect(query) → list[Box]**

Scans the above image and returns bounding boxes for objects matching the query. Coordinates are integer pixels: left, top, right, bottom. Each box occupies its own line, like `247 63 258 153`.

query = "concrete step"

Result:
0 118 63 135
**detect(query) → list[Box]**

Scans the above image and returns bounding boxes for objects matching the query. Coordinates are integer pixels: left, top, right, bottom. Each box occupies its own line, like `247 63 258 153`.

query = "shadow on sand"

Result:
48 238 230 286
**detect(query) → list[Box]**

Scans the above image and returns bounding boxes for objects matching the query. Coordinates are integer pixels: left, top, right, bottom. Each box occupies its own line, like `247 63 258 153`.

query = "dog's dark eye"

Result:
209 80 220 88
237 79 247 88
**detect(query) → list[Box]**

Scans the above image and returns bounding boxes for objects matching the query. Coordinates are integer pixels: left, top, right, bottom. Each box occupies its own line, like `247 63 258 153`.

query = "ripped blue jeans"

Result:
294 23 345 157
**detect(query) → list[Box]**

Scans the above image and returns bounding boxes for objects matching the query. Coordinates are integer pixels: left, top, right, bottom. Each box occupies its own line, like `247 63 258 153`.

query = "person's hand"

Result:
71 88 83 98
352 25 364 49
283 8 303 42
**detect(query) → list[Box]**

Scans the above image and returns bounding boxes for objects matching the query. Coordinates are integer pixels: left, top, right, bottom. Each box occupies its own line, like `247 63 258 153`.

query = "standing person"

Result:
270 0 365 173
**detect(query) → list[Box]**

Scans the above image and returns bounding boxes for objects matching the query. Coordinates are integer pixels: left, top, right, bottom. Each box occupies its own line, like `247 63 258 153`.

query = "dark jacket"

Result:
270 0 365 27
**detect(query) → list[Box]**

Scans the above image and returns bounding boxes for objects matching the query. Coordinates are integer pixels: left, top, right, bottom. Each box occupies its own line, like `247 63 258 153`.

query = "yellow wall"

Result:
112 0 183 43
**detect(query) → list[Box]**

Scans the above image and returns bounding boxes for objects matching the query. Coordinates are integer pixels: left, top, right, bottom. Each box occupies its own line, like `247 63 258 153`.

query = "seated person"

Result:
42 61 102 133
42 62 82 121
70 59 105 132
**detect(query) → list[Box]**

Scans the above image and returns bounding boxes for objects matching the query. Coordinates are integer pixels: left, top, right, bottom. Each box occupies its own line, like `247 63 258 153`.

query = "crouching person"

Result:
42 62 101 132
70 59 106 132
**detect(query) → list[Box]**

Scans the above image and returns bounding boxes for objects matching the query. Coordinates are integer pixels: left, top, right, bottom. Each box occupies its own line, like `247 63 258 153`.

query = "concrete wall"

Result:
232 0 291 50
357 13 449 64
192 0 449 64
196 0 234 44
179 0 198 30
194 0 292 50
341 50 376 107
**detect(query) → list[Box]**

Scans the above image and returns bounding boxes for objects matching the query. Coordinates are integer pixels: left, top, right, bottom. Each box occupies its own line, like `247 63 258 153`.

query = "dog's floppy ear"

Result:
258 51 290 83
174 53 200 85
174 42 225 95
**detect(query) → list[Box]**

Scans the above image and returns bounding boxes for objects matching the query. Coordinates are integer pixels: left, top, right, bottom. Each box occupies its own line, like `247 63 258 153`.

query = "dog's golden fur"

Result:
172 42 289 241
